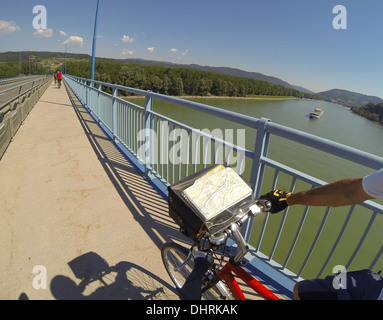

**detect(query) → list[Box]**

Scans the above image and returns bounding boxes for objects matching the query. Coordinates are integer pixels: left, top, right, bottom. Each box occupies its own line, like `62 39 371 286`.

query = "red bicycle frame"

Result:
218 261 280 300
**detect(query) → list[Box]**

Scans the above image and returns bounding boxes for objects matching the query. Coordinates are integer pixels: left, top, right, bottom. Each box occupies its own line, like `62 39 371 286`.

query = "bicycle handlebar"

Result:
250 199 272 215
178 199 271 300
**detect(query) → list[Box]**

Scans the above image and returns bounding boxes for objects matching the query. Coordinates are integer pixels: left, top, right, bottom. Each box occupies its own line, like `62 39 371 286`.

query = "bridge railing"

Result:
64 74 383 299
0 75 52 159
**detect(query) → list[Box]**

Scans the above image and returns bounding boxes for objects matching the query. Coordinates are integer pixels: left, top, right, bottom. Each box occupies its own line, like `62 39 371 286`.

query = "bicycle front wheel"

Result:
161 242 234 300
161 242 193 290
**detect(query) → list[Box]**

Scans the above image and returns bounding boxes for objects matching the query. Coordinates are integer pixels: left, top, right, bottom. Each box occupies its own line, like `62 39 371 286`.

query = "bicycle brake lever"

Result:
249 200 271 215
255 199 272 213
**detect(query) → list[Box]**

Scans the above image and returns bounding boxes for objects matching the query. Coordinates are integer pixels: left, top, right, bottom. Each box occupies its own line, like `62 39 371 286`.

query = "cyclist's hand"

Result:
260 189 291 214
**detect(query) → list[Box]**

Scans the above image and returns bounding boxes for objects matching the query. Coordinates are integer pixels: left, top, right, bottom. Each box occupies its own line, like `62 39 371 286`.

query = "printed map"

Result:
183 165 252 221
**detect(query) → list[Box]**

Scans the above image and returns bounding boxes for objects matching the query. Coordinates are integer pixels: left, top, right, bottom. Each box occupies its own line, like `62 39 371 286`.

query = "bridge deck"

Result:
0 81 186 300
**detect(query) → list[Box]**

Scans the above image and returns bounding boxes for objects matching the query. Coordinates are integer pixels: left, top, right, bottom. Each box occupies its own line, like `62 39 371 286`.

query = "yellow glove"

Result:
260 189 292 214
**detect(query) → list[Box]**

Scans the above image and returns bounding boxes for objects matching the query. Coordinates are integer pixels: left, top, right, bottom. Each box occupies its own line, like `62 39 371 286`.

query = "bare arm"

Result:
286 178 373 207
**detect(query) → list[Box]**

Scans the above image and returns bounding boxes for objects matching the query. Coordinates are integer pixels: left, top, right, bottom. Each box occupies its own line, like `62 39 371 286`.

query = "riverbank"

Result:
179 95 299 100
124 94 300 101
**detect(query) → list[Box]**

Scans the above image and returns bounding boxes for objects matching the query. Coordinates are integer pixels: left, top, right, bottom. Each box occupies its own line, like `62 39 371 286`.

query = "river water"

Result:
147 97 383 278
152 97 383 180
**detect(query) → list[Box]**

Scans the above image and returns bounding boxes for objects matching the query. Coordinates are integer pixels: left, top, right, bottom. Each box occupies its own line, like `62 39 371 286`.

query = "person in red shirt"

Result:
56 72 62 87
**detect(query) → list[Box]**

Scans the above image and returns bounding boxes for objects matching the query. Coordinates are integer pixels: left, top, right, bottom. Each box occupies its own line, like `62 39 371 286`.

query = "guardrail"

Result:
0 75 45 86
64 74 383 299
0 75 52 159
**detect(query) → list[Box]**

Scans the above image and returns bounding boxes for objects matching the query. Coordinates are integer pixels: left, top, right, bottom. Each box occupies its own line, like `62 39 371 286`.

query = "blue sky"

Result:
1 0 382 98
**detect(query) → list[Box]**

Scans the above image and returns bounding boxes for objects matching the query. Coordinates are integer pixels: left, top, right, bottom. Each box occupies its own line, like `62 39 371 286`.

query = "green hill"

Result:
2 51 381 108
317 89 383 108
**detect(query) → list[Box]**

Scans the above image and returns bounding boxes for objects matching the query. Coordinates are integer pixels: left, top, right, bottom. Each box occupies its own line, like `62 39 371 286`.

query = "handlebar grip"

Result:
178 257 211 300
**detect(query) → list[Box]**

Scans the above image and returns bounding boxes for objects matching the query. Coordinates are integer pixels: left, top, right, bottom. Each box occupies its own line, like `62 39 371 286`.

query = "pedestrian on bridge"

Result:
57 72 62 88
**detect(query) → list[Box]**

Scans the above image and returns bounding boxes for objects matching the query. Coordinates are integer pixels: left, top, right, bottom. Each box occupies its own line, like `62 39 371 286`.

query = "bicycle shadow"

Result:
50 251 178 300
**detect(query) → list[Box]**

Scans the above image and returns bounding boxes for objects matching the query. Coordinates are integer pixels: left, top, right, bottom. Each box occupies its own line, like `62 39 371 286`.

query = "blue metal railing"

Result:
64 74 383 299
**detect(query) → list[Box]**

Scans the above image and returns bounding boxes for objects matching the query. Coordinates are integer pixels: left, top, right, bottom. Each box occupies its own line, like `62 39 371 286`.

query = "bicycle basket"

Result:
168 164 254 240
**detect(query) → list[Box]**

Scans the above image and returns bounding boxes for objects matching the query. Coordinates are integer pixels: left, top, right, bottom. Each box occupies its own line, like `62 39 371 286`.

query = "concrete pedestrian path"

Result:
0 80 187 300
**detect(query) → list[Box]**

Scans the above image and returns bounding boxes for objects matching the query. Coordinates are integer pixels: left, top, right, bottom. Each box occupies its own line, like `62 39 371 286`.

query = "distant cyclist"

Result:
261 168 383 300
57 71 62 88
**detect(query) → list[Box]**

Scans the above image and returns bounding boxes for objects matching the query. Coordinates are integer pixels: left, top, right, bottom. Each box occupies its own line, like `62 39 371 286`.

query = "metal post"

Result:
97 83 102 120
64 43 68 74
91 0 100 82
242 117 271 241
144 92 153 176
249 118 271 196
112 87 118 140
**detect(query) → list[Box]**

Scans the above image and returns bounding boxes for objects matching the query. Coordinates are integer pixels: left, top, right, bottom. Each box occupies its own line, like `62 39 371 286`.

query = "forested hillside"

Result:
65 60 318 98
0 51 89 78
0 60 48 78
1 51 380 106
0 51 318 98
351 103 383 124
317 89 383 107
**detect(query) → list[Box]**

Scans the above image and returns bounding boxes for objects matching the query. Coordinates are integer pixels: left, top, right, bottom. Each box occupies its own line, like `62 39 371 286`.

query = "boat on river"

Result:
310 108 324 119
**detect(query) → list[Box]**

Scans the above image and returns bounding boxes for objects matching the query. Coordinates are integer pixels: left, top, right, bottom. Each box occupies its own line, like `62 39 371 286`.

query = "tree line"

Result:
0 61 48 78
64 60 319 99
0 56 319 100
351 103 383 124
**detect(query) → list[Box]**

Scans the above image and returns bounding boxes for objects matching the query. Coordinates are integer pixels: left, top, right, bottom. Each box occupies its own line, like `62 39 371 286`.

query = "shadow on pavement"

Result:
50 251 177 300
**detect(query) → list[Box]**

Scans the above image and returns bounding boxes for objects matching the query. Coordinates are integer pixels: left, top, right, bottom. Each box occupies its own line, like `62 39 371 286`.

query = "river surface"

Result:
151 97 383 180
147 97 383 278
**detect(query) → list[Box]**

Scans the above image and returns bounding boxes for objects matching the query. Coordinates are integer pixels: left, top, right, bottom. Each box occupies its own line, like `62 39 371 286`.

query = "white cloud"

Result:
170 48 178 53
33 28 54 38
64 36 84 48
60 30 68 37
121 35 134 43
0 20 21 36
181 49 189 56
121 49 135 55
147 47 154 53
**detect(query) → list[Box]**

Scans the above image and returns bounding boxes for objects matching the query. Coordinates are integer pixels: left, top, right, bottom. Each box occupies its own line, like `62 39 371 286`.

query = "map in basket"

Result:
182 165 252 221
